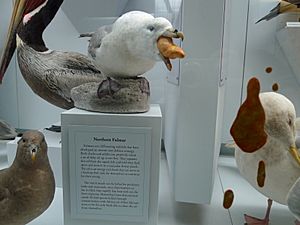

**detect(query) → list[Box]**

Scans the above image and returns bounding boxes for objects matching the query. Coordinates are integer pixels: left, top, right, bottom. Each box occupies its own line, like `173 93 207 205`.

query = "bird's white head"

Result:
260 92 296 149
113 11 183 64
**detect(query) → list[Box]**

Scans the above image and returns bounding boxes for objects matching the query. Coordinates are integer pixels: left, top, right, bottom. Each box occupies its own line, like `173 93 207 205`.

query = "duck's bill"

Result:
289 146 300 166
157 29 185 71
0 0 27 83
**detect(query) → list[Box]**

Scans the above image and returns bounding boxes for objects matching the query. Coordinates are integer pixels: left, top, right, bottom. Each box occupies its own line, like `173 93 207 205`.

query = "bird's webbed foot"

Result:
97 77 122 99
243 199 273 225
244 214 269 225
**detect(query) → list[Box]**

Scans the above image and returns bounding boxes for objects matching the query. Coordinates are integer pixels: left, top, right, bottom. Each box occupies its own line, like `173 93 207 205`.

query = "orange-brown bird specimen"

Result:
256 0 300 23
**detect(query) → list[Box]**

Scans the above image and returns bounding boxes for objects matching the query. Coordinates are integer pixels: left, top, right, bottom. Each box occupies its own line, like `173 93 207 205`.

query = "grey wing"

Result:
42 51 104 103
87 25 113 59
287 177 300 220
0 120 17 140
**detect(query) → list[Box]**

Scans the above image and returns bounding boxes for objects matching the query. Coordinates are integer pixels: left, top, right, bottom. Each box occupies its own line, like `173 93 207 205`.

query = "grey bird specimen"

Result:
0 120 17 140
0 130 55 225
0 0 104 109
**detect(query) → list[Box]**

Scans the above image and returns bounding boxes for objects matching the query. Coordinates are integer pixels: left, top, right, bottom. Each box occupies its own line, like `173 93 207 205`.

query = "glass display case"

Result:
0 0 226 206
3 0 299 224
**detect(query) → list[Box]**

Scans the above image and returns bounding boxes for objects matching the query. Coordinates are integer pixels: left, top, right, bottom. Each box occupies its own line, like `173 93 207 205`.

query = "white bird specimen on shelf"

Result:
80 10 185 79
230 77 300 225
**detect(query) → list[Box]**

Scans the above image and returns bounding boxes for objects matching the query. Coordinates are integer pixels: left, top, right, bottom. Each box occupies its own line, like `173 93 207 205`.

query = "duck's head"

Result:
0 0 63 83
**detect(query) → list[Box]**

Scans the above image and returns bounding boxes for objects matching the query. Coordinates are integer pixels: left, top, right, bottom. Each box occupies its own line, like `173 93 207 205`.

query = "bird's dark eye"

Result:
147 25 155 31
22 138 26 143
288 118 292 126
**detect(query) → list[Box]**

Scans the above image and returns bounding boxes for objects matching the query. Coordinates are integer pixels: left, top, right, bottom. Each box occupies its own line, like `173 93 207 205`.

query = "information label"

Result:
68 125 151 222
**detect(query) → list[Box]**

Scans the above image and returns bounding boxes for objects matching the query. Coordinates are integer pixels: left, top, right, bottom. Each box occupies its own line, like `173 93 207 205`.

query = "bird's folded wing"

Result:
84 25 113 59
0 186 10 202
41 51 104 103
53 51 102 75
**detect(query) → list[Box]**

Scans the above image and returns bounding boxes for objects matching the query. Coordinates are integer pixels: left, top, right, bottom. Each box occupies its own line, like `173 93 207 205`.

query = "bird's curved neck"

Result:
17 0 63 52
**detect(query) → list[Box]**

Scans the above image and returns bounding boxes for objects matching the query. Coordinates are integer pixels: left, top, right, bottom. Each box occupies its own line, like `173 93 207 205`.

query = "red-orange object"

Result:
230 77 267 153
272 83 279 92
265 67 273 74
257 160 266 187
223 189 234 209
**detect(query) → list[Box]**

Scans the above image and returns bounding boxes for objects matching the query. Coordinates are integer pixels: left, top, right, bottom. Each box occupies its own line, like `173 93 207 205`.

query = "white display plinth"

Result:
277 22 300 84
61 105 162 225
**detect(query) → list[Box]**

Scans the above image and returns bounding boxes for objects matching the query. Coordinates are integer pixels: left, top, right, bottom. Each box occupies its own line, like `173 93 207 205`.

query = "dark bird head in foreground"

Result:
0 130 55 225
15 130 49 166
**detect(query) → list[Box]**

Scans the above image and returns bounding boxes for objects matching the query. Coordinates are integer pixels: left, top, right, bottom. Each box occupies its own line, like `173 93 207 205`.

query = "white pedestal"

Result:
61 105 162 225
277 22 300 84
6 129 62 187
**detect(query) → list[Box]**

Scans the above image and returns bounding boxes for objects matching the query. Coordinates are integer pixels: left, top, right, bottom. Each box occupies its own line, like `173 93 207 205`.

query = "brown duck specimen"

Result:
0 130 55 225
0 0 104 109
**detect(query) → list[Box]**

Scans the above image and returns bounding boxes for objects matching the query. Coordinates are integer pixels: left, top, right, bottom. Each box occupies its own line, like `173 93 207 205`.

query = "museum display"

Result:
0 0 185 113
230 77 300 225
0 130 55 225
0 120 17 140
256 0 300 23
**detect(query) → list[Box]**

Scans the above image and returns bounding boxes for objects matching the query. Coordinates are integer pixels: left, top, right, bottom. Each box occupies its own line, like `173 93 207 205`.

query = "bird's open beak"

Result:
289 146 300 166
161 29 184 41
0 0 27 83
31 151 36 161
158 28 185 71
